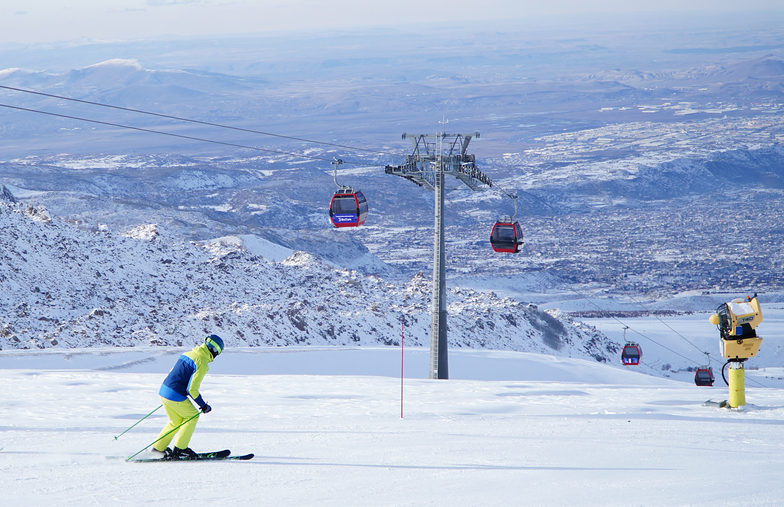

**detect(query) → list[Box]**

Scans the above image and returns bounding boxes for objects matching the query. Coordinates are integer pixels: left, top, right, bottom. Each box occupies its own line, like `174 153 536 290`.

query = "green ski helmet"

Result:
205 334 224 357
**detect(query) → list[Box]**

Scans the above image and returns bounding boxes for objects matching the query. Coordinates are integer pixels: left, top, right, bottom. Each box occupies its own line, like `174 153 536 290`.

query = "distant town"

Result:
503 99 784 170
363 102 784 302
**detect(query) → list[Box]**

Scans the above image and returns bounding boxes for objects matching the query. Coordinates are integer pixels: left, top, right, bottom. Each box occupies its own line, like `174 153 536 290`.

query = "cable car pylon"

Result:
385 124 493 379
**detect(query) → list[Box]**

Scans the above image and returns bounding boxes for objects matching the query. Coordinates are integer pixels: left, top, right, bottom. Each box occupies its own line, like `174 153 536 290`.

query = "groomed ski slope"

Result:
3 345 784 507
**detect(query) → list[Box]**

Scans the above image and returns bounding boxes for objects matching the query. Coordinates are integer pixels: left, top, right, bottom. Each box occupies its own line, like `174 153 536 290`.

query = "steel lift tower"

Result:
385 127 493 379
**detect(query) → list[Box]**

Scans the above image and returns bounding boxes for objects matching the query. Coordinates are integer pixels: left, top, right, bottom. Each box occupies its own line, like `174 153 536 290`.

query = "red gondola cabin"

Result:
621 342 642 366
490 221 524 253
329 190 368 228
694 367 715 386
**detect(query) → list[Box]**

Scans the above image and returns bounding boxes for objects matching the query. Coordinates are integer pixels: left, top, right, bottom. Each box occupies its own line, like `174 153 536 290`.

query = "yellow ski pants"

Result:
153 397 200 451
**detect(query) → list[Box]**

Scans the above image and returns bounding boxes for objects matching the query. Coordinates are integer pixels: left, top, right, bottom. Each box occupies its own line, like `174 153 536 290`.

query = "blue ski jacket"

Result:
159 344 213 408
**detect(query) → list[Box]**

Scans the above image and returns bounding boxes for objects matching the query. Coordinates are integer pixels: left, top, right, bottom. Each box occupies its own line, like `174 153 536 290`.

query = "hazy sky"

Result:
2 0 783 44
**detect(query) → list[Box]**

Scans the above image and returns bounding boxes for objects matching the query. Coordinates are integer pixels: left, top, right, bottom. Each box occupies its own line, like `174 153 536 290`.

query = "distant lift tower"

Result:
385 128 493 379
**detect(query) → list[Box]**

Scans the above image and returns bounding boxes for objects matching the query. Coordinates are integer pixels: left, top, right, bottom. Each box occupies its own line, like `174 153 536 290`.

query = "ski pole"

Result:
114 404 163 440
126 408 204 462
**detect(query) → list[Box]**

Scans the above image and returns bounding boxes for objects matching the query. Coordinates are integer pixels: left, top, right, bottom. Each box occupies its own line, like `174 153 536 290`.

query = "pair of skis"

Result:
130 449 254 462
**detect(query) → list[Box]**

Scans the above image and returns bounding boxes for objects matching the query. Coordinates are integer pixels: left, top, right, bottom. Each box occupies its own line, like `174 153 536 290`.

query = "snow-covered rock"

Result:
0 201 618 362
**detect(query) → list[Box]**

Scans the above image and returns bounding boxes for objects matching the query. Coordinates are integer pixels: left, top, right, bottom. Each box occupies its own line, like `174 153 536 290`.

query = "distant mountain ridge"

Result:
583 55 784 88
2 50 783 159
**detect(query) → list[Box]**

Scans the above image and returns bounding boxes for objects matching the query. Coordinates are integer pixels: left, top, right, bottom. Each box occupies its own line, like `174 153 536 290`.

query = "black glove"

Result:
201 404 212 414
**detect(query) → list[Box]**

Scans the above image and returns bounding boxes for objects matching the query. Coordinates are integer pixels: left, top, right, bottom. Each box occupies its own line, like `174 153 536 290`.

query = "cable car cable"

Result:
570 285 767 386
0 103 382 166
436 164 767 386
626 294 722 364
0 85 407 160
531 219 755 377
554 218 757 374
457 191 704 367
717 360 765 388
564 286 703 365
489 179 523 207
494 172 769 385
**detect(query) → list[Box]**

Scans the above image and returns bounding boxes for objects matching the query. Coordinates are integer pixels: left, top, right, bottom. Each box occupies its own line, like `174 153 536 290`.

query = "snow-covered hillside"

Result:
0 199 618 363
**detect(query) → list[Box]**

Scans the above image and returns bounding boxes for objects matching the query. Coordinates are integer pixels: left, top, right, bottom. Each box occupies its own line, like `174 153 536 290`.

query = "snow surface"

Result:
205 234 294 263
3 346 784 506
85 59 143 71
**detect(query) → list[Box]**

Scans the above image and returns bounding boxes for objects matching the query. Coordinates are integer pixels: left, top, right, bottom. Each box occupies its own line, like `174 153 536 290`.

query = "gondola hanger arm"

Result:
332 158 347 191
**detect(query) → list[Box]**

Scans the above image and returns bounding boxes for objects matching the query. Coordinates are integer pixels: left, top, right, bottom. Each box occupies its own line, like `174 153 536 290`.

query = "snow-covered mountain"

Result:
0 198 618 363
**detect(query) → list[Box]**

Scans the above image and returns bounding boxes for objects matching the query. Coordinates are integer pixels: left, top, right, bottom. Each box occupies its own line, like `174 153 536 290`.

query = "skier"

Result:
151 334 224 460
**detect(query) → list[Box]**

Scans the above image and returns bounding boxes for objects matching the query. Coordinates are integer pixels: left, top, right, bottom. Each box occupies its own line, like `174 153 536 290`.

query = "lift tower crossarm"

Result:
384 132 493 192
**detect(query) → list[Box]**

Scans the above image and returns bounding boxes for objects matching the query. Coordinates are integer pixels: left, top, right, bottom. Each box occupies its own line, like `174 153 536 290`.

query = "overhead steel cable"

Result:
0 102 384 166
531 218 726 370
0 84 406 160
439 183 707 368
564 286 704 365
556 231 761 382
626 294 722 364
489 179 527 215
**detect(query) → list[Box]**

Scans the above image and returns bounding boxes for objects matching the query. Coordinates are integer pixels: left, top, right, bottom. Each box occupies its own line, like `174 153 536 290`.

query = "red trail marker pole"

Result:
400 321 404 419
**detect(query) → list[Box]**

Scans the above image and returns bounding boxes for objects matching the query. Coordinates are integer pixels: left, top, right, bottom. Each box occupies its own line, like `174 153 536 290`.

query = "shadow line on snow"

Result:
532 413 784 425
245 459 674 472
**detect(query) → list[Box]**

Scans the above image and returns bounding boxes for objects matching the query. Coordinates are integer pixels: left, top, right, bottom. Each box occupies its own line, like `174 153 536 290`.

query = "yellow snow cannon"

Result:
709 294 763 360
709 293 763 409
